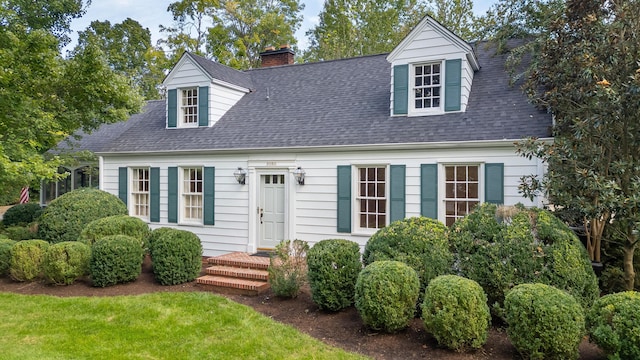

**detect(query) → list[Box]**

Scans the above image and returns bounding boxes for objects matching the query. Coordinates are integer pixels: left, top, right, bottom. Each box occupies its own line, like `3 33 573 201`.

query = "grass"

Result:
0 291 368 360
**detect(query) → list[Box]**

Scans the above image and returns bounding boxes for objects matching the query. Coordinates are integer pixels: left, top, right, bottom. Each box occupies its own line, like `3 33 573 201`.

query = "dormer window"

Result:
166 86 209 128
413 63 441 110
392 59 462 116
181 88 198 125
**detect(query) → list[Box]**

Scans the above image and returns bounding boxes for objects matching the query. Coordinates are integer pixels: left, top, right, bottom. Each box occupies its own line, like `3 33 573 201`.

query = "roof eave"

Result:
96 138 553 157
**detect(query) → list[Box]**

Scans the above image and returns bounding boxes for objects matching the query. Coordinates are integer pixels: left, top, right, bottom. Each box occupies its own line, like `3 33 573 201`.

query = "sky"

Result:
67 0 497 52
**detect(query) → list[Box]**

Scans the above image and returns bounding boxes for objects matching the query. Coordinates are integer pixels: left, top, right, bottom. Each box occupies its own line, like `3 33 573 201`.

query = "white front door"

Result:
259 174 286 249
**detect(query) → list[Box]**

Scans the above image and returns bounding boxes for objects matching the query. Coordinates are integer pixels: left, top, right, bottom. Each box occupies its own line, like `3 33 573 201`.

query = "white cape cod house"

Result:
62 16 551 256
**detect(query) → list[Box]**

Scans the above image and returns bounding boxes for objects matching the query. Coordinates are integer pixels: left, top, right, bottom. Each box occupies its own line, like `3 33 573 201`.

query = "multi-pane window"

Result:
444 165 479 226
357 167 387 229
182 167 203 222
414 63 441 109
181 88 198 124
132 168 150 218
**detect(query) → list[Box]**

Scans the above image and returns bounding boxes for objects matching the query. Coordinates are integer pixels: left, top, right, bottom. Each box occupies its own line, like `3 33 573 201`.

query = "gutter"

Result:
95 137 554 157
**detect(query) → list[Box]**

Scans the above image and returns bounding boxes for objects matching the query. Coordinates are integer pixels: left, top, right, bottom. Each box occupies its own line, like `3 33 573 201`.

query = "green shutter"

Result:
337 165 351 233
390 165 406 222
198 86 209 127
444 59 462 112
485 163 504 205
118 167 128 206
393 64 408 115
203 166 215 225
168 167 178 223
150 167 160 222
168 89 177 128
420 164 438 219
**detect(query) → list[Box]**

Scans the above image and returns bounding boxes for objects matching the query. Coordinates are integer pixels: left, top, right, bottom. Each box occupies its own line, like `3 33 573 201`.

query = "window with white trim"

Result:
131 168 150 218
444 165 479 226
181 88 198 125
181 167 203 223
357 166 387 230
413 63 441 110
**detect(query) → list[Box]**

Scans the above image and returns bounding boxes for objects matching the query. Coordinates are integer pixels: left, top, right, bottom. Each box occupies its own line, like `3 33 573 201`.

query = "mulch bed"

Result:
0 257 605 360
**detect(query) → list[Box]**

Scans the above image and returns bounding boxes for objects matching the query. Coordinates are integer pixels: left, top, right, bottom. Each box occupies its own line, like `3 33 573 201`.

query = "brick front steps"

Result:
196 252 270 296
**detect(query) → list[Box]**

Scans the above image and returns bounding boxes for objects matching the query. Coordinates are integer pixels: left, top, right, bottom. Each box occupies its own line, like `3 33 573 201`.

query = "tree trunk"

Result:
623 230 638 291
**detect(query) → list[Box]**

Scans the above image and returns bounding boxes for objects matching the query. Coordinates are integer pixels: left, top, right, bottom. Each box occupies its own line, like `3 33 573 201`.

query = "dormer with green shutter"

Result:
162 52 252 129
387 16 480 116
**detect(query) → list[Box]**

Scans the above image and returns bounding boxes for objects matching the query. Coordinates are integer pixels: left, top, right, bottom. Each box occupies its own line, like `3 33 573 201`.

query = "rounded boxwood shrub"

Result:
147 227 176 254
150 229 202 285
43 241 91 285
307 239 362 311
90 235 144 287
355 260 420 333
38 188 127 244
586 291 640 360
363 217 452 299
421 275 490 351
504 283 585 360
5 225 38 240
79 215 150 249
450 203 599 314
2 203 42 227
0 239 17 276
9 239 50 281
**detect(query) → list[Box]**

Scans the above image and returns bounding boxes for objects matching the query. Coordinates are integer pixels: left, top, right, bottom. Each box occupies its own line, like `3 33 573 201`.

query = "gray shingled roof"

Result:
83 43 551 154
186 52 254 90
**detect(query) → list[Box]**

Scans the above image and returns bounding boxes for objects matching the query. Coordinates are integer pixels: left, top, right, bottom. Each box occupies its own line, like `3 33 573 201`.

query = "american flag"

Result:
19 187 29 204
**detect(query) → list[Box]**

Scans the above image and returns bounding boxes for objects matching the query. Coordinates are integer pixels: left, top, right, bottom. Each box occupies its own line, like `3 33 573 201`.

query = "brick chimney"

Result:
259 44 295 67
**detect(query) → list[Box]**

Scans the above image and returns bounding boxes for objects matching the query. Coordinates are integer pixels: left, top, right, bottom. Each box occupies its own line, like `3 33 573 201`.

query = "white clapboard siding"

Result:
101 143 542 256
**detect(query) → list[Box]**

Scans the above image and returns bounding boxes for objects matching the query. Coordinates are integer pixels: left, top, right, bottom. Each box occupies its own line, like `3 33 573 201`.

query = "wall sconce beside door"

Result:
234 167 247 185
294 167 305 185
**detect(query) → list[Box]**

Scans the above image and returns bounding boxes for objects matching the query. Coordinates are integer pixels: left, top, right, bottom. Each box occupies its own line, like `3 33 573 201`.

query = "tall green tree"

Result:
76 18 164 99
304 0 425 61
0 0 87 44
428 0 477 41
304 0 478 62
516 0 640 289
159 0 215 65
0 1 143 198
160 0 303 69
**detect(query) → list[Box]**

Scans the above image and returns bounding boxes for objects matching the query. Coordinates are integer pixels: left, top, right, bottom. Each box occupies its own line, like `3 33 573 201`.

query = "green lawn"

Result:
0 292 368 360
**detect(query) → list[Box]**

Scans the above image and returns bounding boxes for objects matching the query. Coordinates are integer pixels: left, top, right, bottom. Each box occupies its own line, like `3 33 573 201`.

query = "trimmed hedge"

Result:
150 228 203 285
90 235 144 287
363 217 452 300
307 239 362 311
9 239 50 281
450 203 599 313
586 291 640 360
79 215 150 249
43 241 91 285
2 203 42 227
422 275 490 351
38 188 127 244
504 283 585 360
355 260 420 333
0 239 17 276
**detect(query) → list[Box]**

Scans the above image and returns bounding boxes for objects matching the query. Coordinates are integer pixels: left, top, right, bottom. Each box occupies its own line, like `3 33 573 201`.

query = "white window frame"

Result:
354 165 389 234
180 166 203 225
409 61 444 116
180 87 198 127
131 168 150 220
441 164 482 226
